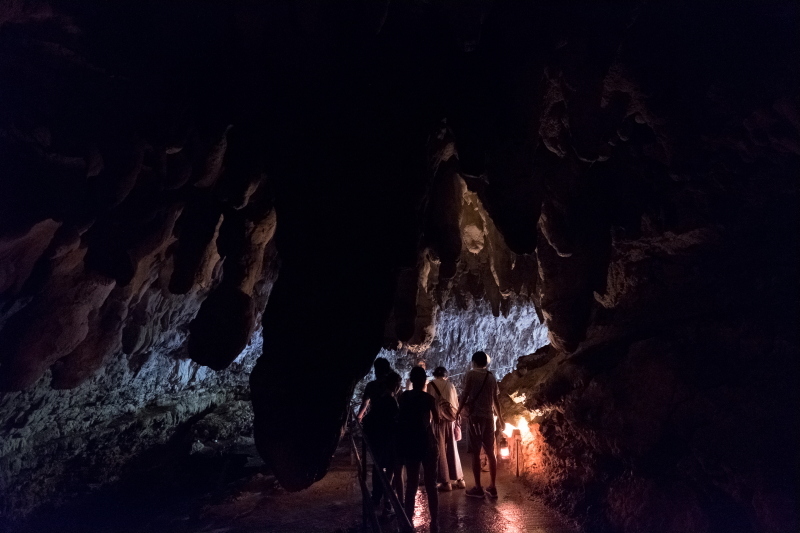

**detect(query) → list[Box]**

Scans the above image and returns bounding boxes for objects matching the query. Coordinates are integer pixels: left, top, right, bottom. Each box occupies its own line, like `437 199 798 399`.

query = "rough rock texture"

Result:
0 2 798 532
376 299 549 389
0 2 280 522
500 200 799 529
373 122 549 380
0 328 263 522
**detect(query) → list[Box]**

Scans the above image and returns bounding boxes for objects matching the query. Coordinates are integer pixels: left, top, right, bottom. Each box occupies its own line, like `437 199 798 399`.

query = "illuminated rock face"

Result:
376 299 549 389
0 328 264 519
500 223 799 533
0 1 798 532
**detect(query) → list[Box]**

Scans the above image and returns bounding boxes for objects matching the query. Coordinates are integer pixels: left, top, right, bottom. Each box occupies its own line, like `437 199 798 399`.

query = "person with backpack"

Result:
457 351 504 499
428 366 465 492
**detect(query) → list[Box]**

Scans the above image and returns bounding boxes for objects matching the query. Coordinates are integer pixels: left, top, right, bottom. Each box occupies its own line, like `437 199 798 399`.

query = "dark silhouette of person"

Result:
398 366 440 532
357 357 392 422
363 371 404 516
358 357 392 505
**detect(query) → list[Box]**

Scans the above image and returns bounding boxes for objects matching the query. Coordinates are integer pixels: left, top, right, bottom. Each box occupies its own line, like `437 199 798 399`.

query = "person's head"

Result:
384 371 402 396
415 359 427 370
374 357 391 378
409 366 427 390
433 366 448 379
472 351 489 368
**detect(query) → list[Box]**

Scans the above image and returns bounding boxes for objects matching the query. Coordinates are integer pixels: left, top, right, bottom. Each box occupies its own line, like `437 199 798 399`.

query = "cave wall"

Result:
0 1 280 522
0 2 797 532
488 1 800 528
0 328 263 521
374 299 548 391
374 140 550 382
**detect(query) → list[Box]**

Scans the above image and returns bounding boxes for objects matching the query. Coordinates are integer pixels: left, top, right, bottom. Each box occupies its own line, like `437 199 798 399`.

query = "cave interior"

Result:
0 1 798 532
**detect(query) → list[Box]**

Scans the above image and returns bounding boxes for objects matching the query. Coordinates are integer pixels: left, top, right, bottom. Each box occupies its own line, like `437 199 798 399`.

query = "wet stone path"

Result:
196 440 578 533
193 443 362 533
401 448 578 533
17 437 577 533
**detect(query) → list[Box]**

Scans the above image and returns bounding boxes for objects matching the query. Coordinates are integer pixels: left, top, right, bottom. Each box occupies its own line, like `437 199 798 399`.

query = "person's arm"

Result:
356 397 370 422
458 372 472 409
430 395 440 426
456 373 472 420
356 384 372 422
492 379 504 426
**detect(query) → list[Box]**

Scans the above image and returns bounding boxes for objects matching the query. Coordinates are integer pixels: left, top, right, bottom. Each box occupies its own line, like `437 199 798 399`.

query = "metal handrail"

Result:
347 413 415 533
350 430 383 533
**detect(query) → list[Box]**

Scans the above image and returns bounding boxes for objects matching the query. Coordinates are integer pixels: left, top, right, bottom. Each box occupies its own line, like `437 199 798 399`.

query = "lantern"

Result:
498 435 510 459
511 429 522 476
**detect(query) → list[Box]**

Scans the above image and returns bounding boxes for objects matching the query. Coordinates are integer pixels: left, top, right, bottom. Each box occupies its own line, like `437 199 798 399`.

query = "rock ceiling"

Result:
0 1 797 531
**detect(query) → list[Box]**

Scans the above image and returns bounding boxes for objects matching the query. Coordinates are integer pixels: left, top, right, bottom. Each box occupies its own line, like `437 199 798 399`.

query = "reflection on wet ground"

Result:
400 450 578 533
14 435 577 533
193 440 579 533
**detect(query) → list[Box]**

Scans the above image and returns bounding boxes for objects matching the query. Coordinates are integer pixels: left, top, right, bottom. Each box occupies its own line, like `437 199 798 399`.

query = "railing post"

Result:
361 428 368 532
363 489 369 532
357 421 415 533
362 435 368 482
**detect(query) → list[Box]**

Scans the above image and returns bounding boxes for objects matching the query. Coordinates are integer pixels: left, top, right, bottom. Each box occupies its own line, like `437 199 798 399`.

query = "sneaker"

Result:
485 486 498 499
465 486 485 498
454 479 467 489
437 482 452 492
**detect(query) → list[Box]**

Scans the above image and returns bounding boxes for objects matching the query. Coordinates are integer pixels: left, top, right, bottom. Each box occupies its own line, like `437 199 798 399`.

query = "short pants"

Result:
467 416 495 455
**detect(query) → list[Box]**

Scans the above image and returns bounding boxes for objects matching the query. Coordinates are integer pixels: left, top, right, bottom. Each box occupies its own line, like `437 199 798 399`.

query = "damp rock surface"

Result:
0 329 264 523
0 2 797 532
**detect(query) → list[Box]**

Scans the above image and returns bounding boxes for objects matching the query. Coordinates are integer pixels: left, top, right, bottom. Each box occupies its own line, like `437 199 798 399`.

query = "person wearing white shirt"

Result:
428 366 465 491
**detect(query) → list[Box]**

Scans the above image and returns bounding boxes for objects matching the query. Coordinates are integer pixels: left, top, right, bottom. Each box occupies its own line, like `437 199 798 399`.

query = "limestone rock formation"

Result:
0 2 797 532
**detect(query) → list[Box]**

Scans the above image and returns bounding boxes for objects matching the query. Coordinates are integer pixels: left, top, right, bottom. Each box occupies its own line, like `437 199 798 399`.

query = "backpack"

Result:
428 381 457 422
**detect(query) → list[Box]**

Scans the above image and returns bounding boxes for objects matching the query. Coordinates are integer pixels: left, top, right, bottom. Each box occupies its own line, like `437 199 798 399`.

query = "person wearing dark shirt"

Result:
357 357 392 505
458 350 504 499
363 371 403 516
398 366 440 533
357 357 392 422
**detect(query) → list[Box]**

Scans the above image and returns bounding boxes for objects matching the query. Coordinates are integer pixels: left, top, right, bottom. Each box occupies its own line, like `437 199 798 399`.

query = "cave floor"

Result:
192 442 362 533
17 439 577 533
193 440 578 533
401 446 579 533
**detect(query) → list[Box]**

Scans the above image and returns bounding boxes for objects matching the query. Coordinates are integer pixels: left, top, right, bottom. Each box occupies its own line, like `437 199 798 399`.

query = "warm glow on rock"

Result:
510 392 527 404
502 418 531 439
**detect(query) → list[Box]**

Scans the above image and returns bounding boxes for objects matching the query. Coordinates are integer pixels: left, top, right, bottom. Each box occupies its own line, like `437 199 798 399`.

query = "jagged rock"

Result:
188 289 255 371
0 219 61 295
169 200 224 295
0 3 797 533
193 125 232 189
51 296 128 389
0 244 116 391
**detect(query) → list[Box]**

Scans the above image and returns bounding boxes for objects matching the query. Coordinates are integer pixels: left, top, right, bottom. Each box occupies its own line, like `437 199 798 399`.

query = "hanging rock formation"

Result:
0 2 798 532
